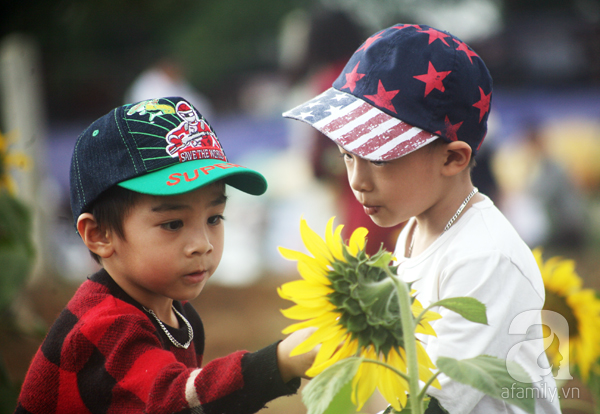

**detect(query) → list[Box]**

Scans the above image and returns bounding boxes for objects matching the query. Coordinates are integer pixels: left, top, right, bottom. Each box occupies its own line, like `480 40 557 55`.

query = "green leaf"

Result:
436 355 535 414
0 190 35 311
322 380 357 414
431 297 488 325
303 357 362 414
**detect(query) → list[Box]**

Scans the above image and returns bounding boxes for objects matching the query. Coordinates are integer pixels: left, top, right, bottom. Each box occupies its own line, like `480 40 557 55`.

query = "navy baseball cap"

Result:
283 24 493 161
70 96 267 223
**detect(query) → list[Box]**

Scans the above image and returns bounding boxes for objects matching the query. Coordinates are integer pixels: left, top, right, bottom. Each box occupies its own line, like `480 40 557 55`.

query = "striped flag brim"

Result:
283 88 438 161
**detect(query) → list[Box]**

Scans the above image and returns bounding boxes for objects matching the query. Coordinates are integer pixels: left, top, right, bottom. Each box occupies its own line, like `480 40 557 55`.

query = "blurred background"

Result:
1 0 600 412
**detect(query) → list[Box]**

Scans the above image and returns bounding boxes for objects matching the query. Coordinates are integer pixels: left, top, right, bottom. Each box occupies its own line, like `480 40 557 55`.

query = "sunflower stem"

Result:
387 269 423 414
417 370 442 401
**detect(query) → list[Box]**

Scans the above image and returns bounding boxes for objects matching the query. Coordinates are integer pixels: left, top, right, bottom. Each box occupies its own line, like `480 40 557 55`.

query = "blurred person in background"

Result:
493 118 588 254
125 57 214 121
521 120 587 252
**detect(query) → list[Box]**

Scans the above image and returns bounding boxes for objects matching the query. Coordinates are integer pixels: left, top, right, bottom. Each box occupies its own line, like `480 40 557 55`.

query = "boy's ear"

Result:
77 213 114 259
440 141 472 176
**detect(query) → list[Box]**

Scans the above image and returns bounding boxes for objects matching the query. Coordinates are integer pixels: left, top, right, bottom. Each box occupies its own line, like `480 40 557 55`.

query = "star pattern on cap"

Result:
332 92 348 101
341 62 366 92
453 39 479 64
357 32 384 52
299 111 314 120
443 116 463 141
364 80 399 113
324 105 344 118
417 28 450 46
313 23 493 157
392 24 422 31
473 87 491 122
413 62 452 97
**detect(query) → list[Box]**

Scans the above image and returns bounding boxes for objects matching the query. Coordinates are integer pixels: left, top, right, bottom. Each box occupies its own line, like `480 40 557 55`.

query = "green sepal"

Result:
345 312 368 333
366 247 394 269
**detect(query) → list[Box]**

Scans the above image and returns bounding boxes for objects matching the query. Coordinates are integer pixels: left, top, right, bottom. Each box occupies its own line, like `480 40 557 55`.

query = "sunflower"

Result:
534 248 600 381
278 217 440 411
0 130 30 194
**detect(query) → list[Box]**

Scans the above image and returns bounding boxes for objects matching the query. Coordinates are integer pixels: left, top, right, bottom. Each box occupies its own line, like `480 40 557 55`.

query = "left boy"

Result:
15 96 315 414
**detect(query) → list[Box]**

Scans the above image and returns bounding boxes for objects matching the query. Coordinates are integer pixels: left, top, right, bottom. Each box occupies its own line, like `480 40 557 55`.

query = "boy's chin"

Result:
368 215 403 228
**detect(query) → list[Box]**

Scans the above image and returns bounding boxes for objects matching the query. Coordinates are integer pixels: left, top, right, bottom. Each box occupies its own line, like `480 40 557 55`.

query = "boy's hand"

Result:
277 327 319 383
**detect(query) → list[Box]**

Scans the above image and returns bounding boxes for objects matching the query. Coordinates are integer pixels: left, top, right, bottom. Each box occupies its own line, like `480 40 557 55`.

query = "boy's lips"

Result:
363 205 380 215
183 270 207 284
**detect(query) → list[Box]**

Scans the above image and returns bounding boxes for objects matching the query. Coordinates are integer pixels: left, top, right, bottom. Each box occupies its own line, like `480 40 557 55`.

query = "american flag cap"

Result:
283 24 493 161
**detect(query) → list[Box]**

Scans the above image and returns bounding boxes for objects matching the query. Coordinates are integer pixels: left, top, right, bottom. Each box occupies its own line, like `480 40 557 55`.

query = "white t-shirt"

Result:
393 195 562 414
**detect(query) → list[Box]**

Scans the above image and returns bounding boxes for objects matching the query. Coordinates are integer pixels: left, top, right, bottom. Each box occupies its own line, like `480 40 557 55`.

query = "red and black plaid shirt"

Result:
15 269 299 414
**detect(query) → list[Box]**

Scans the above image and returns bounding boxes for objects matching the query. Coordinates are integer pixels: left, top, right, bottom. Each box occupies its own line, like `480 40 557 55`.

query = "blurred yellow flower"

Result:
0 130 31 194
278 217 440 411
534 248 600 381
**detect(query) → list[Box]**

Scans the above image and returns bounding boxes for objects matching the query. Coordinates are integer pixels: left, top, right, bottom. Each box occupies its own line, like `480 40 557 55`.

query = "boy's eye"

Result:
161 220 183 231
370 160 387 166
208 215 225 225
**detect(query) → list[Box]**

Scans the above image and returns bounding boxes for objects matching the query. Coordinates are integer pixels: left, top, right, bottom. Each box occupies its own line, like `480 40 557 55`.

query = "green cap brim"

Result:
117 158 267 196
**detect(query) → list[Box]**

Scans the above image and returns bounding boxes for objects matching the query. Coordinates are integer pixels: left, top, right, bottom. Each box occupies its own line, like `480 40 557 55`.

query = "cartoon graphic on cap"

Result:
166 100 226 163
127 98 175 121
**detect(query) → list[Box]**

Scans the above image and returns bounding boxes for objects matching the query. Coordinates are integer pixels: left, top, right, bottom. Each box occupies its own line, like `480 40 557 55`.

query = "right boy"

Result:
15 96 316 414
284 25 561 414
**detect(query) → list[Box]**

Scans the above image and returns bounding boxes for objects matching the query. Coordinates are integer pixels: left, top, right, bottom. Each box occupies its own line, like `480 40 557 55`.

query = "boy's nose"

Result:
186 228 213 256
348 161 373 193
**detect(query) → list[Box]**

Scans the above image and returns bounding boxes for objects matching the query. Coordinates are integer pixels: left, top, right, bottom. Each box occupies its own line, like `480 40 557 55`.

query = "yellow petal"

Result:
420 310 442 323
290 323 342 356
300 218 333 267
278 246 326 272
278 280 333 301
415 319 438 337
378 360 408 411
282 310 340 335
297 259 331 286
532 248 543 268
281 303 335 320
277 291 329 309
278 246 331 285
325 217 345 261
387 347 408 373
306 337 359 376
312 329 348 367
416 341 437 369
348 227 368 256
352 347 379 410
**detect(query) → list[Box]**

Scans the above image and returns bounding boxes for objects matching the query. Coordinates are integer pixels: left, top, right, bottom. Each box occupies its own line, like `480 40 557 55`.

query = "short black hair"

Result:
85 185 143 264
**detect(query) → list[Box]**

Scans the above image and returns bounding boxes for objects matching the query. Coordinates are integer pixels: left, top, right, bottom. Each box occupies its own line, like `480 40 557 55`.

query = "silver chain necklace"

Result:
408 187 479 257
143 305 194 349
